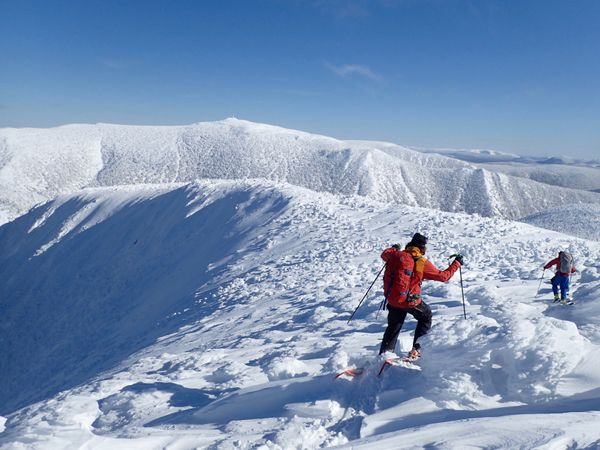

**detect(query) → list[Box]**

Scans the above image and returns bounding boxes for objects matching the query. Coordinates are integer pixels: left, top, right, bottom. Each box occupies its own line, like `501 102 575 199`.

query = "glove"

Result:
454 254 464 265
392 243 402 250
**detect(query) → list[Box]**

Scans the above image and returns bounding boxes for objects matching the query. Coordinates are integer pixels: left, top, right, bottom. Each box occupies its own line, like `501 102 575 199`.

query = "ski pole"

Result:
347 263 386 324
535 269 545 296
458 265 466 319
568 271 574 301
376 270 396 320
450 254 466 319
375 297 387 320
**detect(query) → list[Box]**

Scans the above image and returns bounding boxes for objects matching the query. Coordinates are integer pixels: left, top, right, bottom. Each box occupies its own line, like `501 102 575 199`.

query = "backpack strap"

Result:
406 256 426 302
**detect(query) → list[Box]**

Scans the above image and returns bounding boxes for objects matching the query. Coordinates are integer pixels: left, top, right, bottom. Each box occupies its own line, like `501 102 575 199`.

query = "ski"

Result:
334 367 364 379
552 298 574 306
335 356 421 380
377 356 419 376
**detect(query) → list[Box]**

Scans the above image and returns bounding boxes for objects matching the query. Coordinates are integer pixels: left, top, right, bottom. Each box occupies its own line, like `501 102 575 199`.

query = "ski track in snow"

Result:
1 180 600 449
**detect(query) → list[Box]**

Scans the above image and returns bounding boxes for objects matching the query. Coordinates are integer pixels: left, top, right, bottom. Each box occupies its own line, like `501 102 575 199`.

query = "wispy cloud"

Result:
325 62 383 82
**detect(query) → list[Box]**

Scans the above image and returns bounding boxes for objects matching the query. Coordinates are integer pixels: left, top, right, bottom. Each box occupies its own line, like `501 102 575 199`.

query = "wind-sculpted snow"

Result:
1 180 600 449
1 119 599 225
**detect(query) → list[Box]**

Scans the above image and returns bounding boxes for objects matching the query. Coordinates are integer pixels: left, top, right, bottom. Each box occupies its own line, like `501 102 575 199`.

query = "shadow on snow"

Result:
0 184 289 415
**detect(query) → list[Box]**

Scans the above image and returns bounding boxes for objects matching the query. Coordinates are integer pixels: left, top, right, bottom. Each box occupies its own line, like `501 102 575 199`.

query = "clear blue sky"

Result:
1 0 599 158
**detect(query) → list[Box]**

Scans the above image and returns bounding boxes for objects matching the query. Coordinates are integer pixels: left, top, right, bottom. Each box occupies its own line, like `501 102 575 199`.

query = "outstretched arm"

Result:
544 258 559 270
423 259 460 282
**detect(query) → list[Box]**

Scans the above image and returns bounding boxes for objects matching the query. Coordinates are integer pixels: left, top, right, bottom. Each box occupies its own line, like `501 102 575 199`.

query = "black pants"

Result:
379 302 432 354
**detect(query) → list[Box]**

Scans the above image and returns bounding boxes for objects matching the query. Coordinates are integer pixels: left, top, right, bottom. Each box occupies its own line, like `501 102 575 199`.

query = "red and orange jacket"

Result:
544 258 577 276
381 246 460 309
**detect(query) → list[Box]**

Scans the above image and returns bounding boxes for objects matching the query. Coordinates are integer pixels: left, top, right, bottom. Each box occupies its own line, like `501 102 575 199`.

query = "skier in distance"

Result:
544 250 577 303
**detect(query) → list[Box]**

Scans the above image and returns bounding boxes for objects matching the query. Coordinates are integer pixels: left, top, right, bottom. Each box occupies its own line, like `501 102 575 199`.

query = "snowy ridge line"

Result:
1 118 600 226
0 179 297 414
1 179 600 448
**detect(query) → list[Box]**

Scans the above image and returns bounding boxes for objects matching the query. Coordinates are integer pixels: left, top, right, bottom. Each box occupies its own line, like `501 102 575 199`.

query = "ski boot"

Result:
560 297 574 305
406 343 421 361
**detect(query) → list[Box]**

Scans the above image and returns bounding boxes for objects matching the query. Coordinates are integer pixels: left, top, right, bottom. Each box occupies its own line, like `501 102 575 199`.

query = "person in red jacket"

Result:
544 251 576 303
379 232 462 360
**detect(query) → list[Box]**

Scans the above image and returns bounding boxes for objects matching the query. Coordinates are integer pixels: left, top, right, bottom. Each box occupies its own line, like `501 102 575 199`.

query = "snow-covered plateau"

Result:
1 119 600 449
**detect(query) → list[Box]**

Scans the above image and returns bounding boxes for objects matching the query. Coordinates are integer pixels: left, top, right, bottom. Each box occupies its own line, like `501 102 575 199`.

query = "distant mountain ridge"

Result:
1 118 599 224
412 146 600 167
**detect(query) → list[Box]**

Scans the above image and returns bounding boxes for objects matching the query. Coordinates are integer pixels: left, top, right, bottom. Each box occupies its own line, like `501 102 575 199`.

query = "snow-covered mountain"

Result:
1 180 600 449
2 119 600 449
2 119 600 225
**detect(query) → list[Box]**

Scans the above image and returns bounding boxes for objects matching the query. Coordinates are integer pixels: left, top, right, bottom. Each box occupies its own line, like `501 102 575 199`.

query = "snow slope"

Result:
1 180 600 449
478 163 600 192
2 119 600 225
521 203 600 241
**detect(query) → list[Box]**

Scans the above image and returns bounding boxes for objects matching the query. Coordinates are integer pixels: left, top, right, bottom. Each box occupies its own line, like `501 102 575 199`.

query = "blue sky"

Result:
1 0 599 158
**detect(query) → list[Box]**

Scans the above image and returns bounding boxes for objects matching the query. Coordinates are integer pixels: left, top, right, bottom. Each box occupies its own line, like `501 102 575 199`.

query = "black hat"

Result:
408 232 428 248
